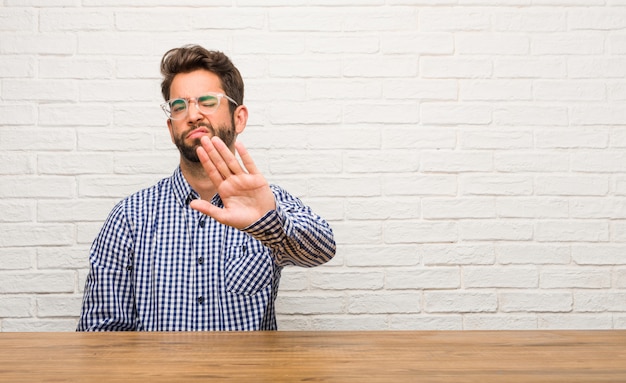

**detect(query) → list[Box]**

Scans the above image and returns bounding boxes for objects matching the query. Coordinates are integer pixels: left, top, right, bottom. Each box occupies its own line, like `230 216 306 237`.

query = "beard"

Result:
173 118 236 163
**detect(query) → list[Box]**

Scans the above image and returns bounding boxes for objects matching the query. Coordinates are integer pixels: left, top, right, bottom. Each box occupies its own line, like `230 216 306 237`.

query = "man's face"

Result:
166 69 240 163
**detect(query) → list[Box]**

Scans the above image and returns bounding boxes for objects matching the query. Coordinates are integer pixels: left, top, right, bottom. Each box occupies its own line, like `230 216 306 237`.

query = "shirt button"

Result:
197 296 204 304
197 257 204 265
199 220 205 228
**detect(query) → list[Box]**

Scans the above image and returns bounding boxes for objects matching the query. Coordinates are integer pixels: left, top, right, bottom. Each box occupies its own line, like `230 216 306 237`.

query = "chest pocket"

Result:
225 239 274 296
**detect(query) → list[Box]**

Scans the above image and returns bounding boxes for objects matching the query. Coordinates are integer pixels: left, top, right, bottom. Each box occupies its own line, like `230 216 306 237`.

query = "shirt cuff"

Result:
242 205 287 245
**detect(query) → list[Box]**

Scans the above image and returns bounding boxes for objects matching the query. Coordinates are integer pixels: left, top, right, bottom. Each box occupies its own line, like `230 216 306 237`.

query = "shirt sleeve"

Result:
76 201 137 331
242 185 336 267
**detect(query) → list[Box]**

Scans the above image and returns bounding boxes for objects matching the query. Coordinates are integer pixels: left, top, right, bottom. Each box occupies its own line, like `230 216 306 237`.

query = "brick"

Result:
500 292 572 313
383 174 457 196
570 198 626 219
421 151 493 172
0 296 33 318
0 128 76 151
495 58 566 78
1 319 78 332
421 58 492 79
538 314 613 330
421 103 492 125
497 198 569 219
0 9 36 31
384 221 457 244
309 270 384 290
276 292 345 314
464 315 537 330
270 151 342 174
571 151 626 172
493 105 568 126
345 103 420 124
347 292 420 314
331 221 382 245
541 268 611 289
535 175 609 196
419 9 490 32
0 248 35 270
37 246 90 270
424 291 497 313
460 220 533 241
40 9 113 32
461 129 533 149
464 267 538 288
0 200 35 223
456 34 529 55
0 272 75 293
346 197 420 220
494 10 566 32
344 150 418 173
460 175 533 196
495 152 569 172
382 127 456 150
573 245 626 265
38 153 113 175
0 176 75 198
37 295 83 317
497 244 570 265
388 315 463 330
536 221 609 243
0 55 35 77
0 153 35 175
0 33 76 55
536 128 609 149
422 244 495 266
385 268 460 289
343 245 420 267
0 224 74 247
460 79 532 101
422 198 495 219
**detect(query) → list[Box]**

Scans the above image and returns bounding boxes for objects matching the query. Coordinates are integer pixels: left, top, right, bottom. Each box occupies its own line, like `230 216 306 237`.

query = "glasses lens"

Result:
168 99 187 119
197 94 220 114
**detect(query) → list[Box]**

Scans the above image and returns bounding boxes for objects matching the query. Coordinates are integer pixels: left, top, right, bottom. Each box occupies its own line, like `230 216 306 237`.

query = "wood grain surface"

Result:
1 331 625 382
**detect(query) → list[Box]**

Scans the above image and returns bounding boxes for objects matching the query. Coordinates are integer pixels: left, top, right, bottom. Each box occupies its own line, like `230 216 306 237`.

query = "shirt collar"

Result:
171 166 223 207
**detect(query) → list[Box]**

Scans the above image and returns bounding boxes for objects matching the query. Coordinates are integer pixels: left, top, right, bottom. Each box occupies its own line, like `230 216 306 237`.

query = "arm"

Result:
243 185 336 267
76 202 137 331
189 136 335 267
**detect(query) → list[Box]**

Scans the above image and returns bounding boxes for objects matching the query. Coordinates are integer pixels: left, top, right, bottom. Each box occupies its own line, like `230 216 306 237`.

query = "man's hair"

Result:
160 45 244 114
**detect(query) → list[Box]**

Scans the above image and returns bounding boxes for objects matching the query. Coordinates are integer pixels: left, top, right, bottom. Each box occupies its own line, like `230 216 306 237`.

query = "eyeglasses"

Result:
160 92 238 120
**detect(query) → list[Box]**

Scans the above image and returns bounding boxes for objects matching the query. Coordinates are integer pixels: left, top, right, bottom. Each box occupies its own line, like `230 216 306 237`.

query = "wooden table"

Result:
1 331 625 382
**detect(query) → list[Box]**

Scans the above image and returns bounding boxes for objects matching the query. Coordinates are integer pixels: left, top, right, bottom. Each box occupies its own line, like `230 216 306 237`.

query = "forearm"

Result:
243 188 336 267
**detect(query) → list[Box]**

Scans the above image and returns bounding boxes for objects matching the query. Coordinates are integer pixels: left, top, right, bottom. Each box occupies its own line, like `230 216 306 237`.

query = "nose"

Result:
186 99 203 122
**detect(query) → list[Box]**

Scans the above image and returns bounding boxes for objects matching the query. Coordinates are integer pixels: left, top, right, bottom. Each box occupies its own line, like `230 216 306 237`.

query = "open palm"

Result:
189 136 276 229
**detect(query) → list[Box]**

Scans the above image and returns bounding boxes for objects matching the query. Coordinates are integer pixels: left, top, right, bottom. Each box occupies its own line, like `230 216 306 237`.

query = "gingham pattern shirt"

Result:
77 167 335 331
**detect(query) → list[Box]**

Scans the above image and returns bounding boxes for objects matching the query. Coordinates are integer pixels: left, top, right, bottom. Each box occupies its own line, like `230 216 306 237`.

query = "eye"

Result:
198 95 218 108
170 99 187 113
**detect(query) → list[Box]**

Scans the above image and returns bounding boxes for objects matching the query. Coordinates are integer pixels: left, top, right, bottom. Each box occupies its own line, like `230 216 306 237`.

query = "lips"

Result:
186 127 210 140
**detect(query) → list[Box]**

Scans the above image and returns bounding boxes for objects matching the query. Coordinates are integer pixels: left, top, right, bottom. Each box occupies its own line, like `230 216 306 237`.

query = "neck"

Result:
179 157 217 201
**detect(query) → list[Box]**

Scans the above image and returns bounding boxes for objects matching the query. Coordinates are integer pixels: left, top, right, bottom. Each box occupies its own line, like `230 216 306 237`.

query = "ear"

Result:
166 118 175 143
233 105 248 135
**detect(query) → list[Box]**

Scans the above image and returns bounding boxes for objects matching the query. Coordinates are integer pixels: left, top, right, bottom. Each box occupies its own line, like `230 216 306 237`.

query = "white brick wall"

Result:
1 2 626 332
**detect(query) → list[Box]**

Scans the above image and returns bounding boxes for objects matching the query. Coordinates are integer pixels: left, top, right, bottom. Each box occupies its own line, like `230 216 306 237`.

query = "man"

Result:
77 45 336 331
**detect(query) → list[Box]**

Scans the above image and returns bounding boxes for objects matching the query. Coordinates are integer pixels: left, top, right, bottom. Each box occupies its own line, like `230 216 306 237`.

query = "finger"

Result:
197 137 226 185
235 141 260 175
210 136 244 175
189 199 230 225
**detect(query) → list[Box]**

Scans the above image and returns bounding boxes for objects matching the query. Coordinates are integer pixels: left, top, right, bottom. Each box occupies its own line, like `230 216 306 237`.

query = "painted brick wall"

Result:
1 1 626 331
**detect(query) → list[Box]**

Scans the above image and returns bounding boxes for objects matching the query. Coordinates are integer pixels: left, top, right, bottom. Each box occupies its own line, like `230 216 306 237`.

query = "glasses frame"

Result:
160 92 239 120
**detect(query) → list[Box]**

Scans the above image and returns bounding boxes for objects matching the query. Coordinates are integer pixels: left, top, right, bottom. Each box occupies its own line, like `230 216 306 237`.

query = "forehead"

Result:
169 69 223 98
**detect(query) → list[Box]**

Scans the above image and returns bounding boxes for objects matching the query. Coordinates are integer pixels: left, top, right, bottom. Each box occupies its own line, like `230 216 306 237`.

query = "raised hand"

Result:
189 135 276 229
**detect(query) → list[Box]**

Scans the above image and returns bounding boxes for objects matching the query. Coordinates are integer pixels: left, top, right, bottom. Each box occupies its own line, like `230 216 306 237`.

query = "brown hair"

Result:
160 45 244 114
